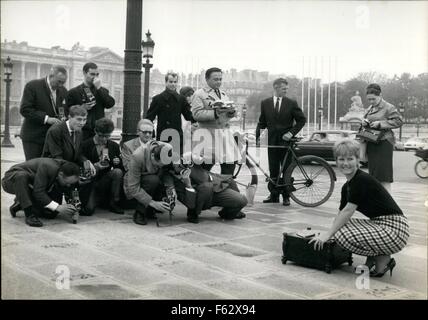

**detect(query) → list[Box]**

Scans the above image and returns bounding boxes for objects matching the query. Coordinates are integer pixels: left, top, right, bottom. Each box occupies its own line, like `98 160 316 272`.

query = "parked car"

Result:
394 140 405 151
404 137 428 151
294 130 358 161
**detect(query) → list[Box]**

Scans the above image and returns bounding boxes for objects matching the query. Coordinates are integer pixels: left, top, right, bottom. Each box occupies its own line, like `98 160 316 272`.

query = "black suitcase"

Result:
281 231 353 273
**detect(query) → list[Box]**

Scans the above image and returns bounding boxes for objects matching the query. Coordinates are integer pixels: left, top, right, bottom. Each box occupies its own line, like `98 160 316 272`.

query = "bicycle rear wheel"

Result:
284 155 335 207
415 159 428 179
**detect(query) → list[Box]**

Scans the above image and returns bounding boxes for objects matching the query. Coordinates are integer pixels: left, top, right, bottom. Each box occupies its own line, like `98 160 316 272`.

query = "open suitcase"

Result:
282 230 353 273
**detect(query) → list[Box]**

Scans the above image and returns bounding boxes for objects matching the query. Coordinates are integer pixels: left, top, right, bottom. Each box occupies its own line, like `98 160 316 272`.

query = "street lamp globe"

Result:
4 56 13 76
142 30 155 59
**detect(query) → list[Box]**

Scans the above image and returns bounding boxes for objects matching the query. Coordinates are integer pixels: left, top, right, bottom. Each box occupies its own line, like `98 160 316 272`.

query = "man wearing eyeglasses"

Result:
67 62 115 141
80 117 124 215
121 119 155 172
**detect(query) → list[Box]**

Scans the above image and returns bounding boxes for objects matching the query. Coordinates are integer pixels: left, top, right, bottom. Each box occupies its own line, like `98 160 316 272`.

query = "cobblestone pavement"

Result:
1 138 427 300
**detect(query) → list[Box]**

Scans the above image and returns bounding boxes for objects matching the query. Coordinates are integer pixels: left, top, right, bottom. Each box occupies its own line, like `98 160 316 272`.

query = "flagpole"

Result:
307 57 311 137
314 56 317 132
320 56 323 131
334 56 338 129
328 56 331 130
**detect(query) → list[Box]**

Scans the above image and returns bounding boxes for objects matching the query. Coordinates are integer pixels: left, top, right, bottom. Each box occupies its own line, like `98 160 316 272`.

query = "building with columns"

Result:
1 40 124 128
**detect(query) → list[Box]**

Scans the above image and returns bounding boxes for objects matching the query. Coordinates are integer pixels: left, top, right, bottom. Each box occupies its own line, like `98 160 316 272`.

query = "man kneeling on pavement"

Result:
124 142 247 225
2 159 81 227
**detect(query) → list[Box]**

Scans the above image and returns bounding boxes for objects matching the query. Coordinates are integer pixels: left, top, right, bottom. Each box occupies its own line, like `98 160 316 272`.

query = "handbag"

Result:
356 105 384 143
356 127 383 143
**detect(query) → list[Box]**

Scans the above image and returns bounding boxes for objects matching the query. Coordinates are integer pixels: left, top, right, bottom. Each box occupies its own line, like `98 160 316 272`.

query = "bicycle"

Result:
232 134 336 207
414 149 428 179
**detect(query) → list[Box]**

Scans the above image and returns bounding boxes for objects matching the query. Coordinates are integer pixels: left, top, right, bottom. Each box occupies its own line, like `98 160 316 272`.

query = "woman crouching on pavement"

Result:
309 139 409 277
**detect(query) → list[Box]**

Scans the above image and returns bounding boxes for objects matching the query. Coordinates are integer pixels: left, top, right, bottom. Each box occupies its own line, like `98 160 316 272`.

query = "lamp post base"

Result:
1 137 15 148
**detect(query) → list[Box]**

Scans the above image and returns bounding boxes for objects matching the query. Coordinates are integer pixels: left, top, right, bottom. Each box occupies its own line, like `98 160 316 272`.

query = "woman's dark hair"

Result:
59 161 81 177
95 117 114 134
179 86 195 97
205 67 222 80
366 83 382 96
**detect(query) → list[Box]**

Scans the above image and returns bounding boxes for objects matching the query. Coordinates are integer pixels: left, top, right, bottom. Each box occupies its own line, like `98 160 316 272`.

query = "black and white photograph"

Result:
1 0 427 308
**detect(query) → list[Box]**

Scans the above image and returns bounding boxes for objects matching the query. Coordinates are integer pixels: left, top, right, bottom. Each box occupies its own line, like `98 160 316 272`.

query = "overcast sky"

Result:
1 0 427 81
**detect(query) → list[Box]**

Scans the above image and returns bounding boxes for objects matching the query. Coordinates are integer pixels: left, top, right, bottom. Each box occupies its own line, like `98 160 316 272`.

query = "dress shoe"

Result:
263 195 279 203
25 214 43 227
370 258 396 278
218 210 246 220
9 201 21 218
282 196 291 206
234 211 246 219
109 202 124 214
133 211 147 225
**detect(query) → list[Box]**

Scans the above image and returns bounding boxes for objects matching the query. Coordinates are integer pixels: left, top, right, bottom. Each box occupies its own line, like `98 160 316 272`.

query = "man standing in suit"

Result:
256 78 306 206
66 62 115 141
121 119 155 172
81 117 125 215
145 72 195 155
19 66 68 160
191 67 240 175
2 159 80 227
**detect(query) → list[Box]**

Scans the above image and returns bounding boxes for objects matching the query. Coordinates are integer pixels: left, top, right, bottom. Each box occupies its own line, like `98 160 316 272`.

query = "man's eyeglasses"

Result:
138 130 153 135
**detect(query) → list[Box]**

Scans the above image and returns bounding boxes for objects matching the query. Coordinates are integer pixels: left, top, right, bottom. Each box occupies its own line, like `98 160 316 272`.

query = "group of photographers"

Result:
2 65 251 227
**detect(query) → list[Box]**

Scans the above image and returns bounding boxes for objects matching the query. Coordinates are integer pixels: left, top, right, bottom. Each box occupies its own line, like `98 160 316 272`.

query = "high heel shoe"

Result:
370 258 396 278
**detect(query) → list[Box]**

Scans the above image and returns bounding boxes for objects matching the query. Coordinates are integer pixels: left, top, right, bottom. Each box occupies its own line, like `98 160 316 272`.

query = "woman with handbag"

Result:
361 83 403 192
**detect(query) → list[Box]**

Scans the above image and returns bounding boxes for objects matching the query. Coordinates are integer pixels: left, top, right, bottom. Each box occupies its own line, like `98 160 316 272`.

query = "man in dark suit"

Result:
2 158 80 227
146 72 195 155
42 105 89 165
256 78 306 206
66 62 115 141
81 117 125 215
19 66 68 160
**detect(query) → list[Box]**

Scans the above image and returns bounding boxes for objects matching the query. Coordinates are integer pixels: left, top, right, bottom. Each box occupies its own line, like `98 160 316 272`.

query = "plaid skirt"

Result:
334 215 409 256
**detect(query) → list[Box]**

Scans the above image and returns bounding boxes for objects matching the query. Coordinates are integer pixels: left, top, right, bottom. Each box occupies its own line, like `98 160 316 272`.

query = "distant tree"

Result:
356 71 389 85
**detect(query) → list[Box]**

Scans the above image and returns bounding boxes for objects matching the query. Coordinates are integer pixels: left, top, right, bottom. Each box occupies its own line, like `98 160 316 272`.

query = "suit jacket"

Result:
364 99 403 145
66 83 115 137
146 89 194 139
3 158 68 207
42 121 85 165
121 137 152 172
256 96 306 146
123 141 174 206
81 138 124 175
19 77 68 144
191 86 240 163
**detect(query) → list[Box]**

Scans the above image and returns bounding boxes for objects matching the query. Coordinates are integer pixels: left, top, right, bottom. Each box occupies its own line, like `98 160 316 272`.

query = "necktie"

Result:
275 98 280 113
215 89 221 99
70 131 76 147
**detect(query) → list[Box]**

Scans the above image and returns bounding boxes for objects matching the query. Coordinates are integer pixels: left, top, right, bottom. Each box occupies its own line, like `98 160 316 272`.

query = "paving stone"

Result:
234 234 283 253
94 262 167 287
204 242 267 257
279 222 329 231
250 272 337 298
181 223 264 240
73 283 143 299
152 259 227 282
145 281 225 299
2 244 59 267
1 262 81 299
166 230 219 243
172 246 271 276
29 262 99 285
204 277 302 299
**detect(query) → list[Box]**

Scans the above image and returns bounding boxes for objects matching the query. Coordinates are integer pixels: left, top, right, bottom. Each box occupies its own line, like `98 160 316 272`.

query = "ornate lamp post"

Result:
242 104 247 131
399 103 405 140
318 107 323 131
2 56 14 148
142 30 155 117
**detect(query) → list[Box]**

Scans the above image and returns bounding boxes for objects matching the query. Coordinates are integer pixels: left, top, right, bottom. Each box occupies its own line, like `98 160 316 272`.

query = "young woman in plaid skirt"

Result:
310 139 409 277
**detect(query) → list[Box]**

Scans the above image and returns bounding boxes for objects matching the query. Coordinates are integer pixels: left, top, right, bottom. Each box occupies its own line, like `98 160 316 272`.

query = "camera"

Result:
66 188 81 224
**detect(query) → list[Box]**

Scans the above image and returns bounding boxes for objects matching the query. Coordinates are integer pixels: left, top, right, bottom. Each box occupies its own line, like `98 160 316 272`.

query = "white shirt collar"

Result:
47 76 55 92
65 120 73 134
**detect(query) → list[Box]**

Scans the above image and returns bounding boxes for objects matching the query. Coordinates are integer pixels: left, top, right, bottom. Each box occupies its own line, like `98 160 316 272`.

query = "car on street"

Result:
294 130 358 161
404 137 428 151
394 139 405 151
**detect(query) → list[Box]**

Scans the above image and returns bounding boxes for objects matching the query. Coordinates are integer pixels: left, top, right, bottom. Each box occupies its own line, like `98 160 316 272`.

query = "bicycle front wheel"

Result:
284 155 335 207
415 159 428 179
